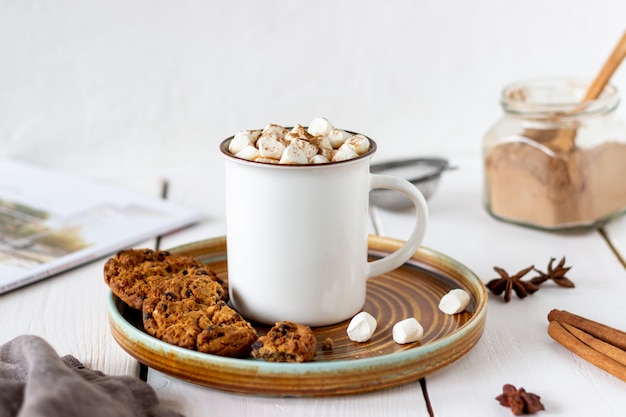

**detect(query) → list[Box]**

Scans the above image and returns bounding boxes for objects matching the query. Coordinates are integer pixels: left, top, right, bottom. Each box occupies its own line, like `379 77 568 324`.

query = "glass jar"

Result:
483 77 626 231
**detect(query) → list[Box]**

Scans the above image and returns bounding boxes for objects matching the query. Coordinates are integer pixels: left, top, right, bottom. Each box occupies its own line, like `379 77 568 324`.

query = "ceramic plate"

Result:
108 235 487 397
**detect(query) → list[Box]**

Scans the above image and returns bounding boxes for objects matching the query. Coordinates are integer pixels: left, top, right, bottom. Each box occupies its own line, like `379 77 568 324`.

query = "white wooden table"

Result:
2 153 625 417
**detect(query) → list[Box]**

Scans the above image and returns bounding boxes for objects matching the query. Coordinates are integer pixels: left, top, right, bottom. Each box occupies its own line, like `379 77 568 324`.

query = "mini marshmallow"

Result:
284 124 313 144
347 312 377 342
345 134 370 155
319 147 335 161
250 129 262 142
257 133 286 159
438 289 470 315
309 154 330 164
229 131 256 155
235 145 260 161
229 119 367 164
310 135 333 151
328 128 352 149
290 138 319 160
393 318 424 344
307 117 334 137
279 143 308 164
262 123 288 139
332 142 359 162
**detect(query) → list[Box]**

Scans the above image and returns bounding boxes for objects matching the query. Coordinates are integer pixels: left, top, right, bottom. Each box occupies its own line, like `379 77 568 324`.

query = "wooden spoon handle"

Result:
584 29 626 101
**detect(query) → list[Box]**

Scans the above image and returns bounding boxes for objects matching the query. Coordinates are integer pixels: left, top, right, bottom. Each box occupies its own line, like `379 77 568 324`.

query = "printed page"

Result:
0 159 202 293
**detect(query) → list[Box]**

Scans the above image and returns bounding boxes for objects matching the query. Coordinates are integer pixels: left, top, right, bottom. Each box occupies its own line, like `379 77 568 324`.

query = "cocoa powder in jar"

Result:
485 140 626 228
484 78 626 230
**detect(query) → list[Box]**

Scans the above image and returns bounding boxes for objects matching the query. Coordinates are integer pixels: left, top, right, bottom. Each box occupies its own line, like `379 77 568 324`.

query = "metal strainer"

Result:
369 157 452 210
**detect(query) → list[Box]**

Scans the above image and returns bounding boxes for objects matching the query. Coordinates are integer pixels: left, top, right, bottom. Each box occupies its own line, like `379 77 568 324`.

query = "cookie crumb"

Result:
322 337 334 351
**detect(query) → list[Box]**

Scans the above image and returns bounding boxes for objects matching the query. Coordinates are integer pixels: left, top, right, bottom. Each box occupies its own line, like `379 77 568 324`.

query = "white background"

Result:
1 1 626 171
2 5 626 415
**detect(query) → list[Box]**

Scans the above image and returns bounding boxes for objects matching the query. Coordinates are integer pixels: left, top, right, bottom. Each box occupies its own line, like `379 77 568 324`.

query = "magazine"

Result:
0 159 203 294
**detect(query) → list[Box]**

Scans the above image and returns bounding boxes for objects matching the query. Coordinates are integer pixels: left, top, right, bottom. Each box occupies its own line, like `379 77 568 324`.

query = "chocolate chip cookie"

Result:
251 321 317 362
143 295 258 358
104 248 227 309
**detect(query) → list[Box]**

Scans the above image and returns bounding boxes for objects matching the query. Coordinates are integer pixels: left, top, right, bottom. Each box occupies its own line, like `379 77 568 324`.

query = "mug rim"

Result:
219 128 377 168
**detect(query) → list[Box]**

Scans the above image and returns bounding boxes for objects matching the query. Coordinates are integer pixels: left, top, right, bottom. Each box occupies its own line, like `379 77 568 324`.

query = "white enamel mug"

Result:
220 135 428 326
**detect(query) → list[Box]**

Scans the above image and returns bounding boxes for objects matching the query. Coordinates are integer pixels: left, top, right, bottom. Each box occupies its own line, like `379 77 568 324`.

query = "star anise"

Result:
530 257 574 288
486 265 539 302
496 384 545 415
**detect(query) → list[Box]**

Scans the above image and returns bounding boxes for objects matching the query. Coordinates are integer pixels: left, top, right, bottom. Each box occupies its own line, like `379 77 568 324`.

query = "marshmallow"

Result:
234 145 260 161
250 129 262 142
347 312 377 342
392 318 424 344
307 117 334 137
285 124 313 144
262 123 288 139
257 133 286 159
319 147 335 161
345 134 370 155
229 119 367 164
438 289 470 315
328 128 353 149
229 131 256 155
332 142 360 162
309 154 330 164
290 138 319 160
310 135 333 151
279 143 308 164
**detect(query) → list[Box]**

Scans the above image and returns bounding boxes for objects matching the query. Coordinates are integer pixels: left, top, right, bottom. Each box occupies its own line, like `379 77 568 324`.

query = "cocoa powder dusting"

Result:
486 140 626 228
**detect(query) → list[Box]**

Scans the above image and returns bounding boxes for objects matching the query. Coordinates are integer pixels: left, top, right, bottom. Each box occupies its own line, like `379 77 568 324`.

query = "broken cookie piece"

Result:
251 321 317 362
143 296 258 358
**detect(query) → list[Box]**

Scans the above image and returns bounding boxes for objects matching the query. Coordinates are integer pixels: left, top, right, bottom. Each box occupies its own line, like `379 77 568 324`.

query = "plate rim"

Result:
107 235 488 394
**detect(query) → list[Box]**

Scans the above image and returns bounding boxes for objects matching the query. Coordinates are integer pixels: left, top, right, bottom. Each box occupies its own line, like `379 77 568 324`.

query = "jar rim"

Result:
500 77 619 119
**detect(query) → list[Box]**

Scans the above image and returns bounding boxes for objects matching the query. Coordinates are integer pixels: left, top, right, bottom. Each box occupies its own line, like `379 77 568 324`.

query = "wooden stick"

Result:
547 309 626 351
583 30 626 101
520 30 626 151
548 321 626 382
561 322 626 367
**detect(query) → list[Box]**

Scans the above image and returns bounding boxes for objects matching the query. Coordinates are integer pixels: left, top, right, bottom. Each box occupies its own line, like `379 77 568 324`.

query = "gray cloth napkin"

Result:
0 335 184 417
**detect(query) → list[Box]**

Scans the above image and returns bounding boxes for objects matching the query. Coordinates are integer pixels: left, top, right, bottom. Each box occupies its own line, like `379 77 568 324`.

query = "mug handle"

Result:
366 174 429 278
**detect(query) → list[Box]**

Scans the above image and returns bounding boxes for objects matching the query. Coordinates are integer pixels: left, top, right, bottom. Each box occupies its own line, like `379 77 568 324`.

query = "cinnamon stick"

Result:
547 321 626 382
547 309 626 351
561 322 626 367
